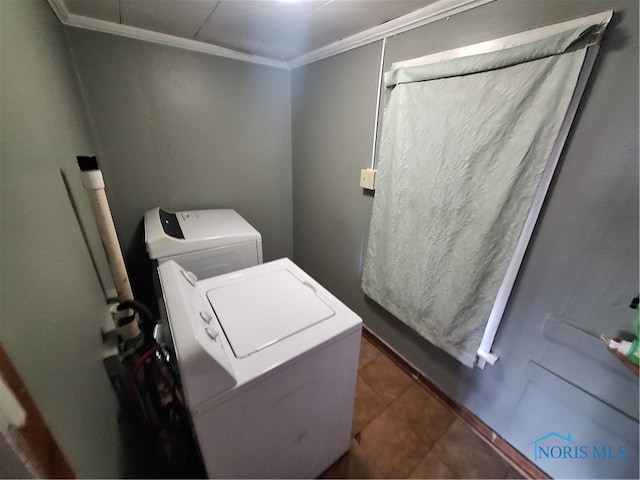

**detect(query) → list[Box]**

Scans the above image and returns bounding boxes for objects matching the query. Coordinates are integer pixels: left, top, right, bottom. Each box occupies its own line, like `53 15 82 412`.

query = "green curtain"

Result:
362 25 598 367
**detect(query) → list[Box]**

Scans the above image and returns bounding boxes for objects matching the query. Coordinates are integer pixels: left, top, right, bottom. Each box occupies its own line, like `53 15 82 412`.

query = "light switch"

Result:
360 168 377 190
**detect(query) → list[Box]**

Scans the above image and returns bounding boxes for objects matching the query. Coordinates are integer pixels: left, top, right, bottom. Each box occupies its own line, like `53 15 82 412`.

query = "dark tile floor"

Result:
321 336 525 479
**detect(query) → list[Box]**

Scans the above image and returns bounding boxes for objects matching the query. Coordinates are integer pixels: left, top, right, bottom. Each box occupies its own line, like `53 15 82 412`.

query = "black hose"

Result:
118 299 157 347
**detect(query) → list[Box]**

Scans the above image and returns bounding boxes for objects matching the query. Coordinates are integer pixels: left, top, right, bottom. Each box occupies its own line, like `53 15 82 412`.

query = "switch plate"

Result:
360 168 377 190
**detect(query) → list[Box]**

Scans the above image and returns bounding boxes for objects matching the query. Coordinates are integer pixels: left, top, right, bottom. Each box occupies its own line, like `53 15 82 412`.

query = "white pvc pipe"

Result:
370 37 387 170
80 167 140 341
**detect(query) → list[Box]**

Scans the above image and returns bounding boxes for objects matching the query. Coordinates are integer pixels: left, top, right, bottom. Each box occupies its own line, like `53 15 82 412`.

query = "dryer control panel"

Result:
158 209 184 239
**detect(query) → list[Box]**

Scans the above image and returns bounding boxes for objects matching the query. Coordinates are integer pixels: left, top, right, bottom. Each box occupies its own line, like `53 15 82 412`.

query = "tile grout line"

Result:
391 382 458 451
359 339 454 479
430 419 460 477
353 374 388 436
405 443 438 479
430 442 460 479
359 351 415 406
355 353 433 478
361 328 549 479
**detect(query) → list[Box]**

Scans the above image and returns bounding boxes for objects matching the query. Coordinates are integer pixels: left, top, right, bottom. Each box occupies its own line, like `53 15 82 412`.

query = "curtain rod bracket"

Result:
586 26 606 47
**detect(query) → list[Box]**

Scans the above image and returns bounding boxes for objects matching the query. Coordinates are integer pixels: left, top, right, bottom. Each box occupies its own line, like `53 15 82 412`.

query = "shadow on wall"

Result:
362 296 472 393
605 10 628 50
125 219 160 319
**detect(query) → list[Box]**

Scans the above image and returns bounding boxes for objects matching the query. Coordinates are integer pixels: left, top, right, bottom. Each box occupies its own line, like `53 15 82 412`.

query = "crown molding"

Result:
46 0 289 69
47 0 495 71
46 0 70 23
288 0 496 69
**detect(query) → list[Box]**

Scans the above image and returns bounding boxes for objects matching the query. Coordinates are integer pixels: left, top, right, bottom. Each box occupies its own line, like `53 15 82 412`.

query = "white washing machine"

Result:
144 207 362 478
158 258 362 478
144 207 263 279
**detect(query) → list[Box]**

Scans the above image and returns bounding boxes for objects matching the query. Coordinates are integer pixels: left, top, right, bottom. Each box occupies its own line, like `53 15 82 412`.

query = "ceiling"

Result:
57 0 438 63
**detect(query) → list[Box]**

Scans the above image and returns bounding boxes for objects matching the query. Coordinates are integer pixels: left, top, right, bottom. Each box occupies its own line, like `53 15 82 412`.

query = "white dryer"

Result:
157 258 362 479
144 207 262 279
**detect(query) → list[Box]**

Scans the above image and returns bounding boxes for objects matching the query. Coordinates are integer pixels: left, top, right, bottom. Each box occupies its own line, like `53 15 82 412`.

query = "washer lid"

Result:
206 267 336 358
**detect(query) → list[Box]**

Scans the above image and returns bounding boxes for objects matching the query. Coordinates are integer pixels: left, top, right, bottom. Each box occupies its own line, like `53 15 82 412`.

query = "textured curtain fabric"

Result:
362 26 597 367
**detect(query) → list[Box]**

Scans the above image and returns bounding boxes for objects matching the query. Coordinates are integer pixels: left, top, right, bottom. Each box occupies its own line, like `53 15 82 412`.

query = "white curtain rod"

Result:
391 9 613 70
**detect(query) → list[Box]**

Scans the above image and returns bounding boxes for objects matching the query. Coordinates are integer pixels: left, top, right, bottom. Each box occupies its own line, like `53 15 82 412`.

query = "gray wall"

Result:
292 1 638 478
0 0 126 476
291 41 381 305
66 29 293 275
3 0 637 477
